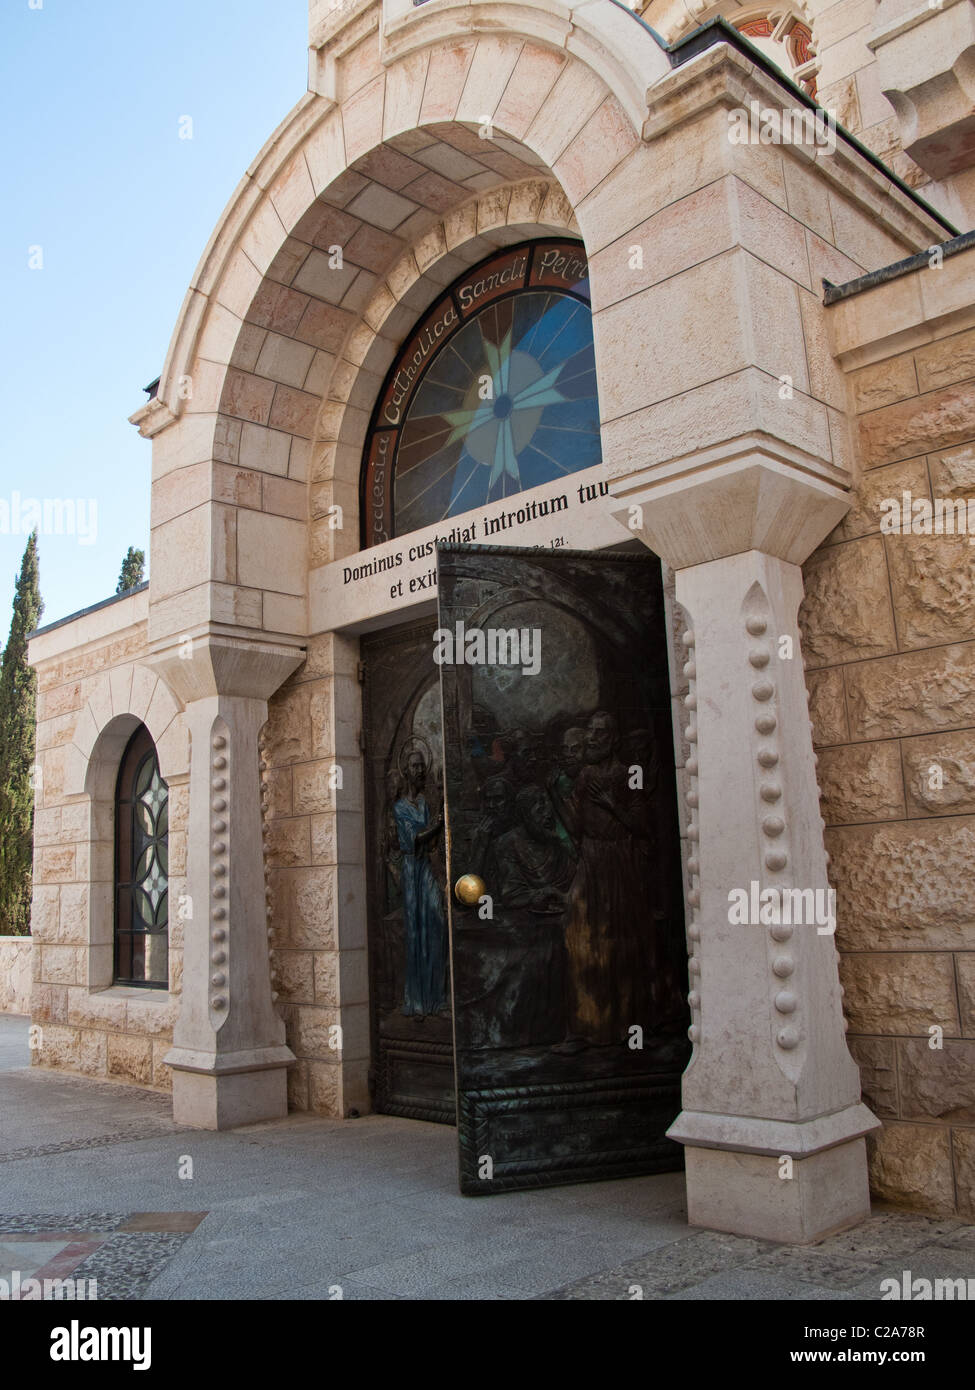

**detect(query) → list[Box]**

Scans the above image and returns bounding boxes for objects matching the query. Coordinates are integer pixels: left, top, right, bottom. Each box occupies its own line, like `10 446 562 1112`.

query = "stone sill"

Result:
97 985 174 1006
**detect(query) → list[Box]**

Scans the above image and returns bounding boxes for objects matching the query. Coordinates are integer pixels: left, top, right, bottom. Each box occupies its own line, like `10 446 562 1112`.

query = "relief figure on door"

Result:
391 739 449 1018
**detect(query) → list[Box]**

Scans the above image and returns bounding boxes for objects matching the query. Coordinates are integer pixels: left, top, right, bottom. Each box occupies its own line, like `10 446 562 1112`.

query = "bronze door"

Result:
436 545 689 1193
362 619 455 1124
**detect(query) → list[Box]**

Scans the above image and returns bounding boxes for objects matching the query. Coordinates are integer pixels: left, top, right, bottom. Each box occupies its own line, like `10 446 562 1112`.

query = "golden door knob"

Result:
454 873 486 905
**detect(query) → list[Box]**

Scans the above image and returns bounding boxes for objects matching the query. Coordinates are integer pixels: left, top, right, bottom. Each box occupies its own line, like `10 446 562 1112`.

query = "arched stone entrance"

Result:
128 0 953 1240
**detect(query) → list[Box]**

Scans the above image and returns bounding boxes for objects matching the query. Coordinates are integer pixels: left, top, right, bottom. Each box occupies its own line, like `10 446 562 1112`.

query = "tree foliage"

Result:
0 533 43 935
116 547 145 594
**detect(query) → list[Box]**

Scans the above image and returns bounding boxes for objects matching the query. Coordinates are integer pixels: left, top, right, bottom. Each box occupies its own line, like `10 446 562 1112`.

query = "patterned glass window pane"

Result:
361 240 600 546
115 726 169 988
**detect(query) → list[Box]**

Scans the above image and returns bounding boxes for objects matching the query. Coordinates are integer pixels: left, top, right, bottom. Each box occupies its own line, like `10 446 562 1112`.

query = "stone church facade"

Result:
25 0 975 1241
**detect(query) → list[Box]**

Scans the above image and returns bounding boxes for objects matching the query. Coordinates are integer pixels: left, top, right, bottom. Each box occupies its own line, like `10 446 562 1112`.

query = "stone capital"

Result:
145 629 305 706
609 441 851 571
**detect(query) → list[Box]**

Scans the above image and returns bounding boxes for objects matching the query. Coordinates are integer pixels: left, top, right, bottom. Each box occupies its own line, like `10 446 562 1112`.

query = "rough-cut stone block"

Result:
264 684 312 767
293 760 339 815
39 945 84 986
36 847 77 884
30 885 60 939
851 354 918 412
66 987 127 1033
310 814 336 865
271 866 337 950
152 1039 173 1090
817 741 904 824
287 1056 309 1111
264 816 311 867
309 684 335 757
902 729 975 817
293 1004 340 1059
839 952 958 1033
107 1033 154 1086
866 1122 955 1214
273 949 315 1004
845 642 975 739
898 1039 975 1123
826 456 928 544
308 1058 341 1115
32 984 62 1025
957 954 975 1037
848 1037 899 1119
799 537 897 668
829 817 975 949
37 1024 106 1077
263 766 292 819
953 1128 975 1216
929 442 975 499
885 534 975 648
125 996 178 1037
805 667 849 747
57 885 90 946
859 383 975 468
914 328 975 393
314 950 339 1005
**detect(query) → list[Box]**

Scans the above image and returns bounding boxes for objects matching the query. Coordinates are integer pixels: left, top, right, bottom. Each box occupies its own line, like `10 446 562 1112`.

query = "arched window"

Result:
114 725 169 989
360 238 601 547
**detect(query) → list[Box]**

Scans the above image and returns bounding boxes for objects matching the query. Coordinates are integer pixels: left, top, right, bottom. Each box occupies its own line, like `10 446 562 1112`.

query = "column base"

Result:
165 1045 294 1129
683 1137 873 1244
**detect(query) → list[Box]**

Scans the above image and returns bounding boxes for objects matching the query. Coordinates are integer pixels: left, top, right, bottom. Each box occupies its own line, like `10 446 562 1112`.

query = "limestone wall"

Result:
639 0 975 229
260 631 368 1117
0 936 33 1015
806 252 975 1216
27 591 189 1092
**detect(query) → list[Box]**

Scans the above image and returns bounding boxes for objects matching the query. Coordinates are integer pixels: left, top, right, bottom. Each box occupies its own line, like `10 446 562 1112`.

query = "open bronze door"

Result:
437 545 690 1194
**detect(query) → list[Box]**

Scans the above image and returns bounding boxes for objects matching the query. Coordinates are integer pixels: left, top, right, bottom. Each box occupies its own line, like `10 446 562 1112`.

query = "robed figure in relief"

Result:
393 743 448 1017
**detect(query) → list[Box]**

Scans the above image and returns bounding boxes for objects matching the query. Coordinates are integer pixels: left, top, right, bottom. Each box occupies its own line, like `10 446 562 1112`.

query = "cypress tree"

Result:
116 547 145 594
0 532 43 935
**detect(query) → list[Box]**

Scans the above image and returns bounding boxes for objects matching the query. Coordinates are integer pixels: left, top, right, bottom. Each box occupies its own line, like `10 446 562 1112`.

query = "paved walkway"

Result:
1 1014 972 1300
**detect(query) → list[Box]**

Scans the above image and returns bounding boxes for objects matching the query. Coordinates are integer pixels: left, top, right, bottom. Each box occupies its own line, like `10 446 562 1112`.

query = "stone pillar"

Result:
612 457 879 1243
149 635 304 1128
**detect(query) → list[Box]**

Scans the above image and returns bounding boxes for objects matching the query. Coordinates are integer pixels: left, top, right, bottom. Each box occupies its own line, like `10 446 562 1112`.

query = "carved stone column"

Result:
148 634 304 1128
612 453 879 1243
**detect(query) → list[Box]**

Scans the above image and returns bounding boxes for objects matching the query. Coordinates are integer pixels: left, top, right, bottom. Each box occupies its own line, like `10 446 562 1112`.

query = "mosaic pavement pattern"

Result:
0 1214 208 1301
542 1215 975 1300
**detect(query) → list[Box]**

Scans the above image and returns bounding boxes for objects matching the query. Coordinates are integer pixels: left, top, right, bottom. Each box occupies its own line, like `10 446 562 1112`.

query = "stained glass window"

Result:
114 725 169 989
361 239 601 546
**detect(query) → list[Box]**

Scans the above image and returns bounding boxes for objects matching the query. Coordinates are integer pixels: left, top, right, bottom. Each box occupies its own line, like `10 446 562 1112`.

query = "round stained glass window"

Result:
361 239 601 547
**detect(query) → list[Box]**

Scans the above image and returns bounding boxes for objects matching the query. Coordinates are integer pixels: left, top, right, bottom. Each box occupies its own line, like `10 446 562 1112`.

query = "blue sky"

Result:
0 0 307 632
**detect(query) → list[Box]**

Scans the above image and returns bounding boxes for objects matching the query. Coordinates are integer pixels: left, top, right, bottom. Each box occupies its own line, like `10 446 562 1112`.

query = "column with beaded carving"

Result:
149 635 304 1129
611 462 878 1243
